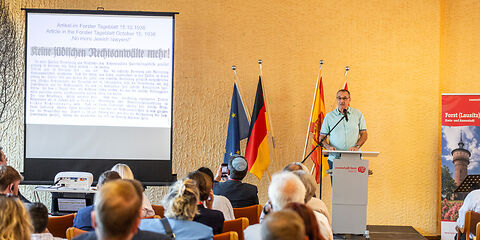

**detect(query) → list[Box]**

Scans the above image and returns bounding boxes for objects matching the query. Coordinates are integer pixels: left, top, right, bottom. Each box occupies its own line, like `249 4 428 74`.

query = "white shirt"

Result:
212 194 235 221
244 223 262 240
314 211 333 240
31 233 65 240
456 189 480 238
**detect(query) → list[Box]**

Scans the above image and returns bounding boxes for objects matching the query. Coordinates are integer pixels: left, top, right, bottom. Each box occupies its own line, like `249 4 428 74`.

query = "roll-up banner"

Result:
441 94 480 240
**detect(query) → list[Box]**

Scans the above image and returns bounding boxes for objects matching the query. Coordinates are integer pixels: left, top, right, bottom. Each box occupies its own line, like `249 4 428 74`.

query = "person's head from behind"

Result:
97 170 121 189
283 162 309 172
93 179 142 240
284 202 323 240
0 165 22 195
27 202 49 234
0 194 32 240
197 167 214 182
111 163 134 180
268 171 306 211
291 170 317 203
261 209 306 240
228 155 248 181
163 179 199 220
187 171 212 201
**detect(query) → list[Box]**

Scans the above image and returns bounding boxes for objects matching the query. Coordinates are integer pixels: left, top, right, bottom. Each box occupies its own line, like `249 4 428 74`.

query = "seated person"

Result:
456 188 480 240
197 167 235 220
0 165 22 197
139 179 213 240
27 202 65 240
111 163 155 217
284 202 323 240
0 194 32 240
73 171 121 231
213 155 258 208
0 147 30 203
73 179 169 240
261 210 306 240
187 170 225 234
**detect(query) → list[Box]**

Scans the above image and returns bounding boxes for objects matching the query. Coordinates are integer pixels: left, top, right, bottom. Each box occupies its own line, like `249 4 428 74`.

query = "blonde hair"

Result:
163 179 199 220
0 195 33 240
111 163 134 180
292 170 317 203
95 179 142 239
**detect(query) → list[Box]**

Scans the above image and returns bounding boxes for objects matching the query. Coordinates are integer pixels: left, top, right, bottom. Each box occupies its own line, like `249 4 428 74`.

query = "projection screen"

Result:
23 9 177 185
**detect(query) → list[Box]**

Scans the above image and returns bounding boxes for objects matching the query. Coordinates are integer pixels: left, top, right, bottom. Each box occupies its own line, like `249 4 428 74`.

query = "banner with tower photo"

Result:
441 94 480 240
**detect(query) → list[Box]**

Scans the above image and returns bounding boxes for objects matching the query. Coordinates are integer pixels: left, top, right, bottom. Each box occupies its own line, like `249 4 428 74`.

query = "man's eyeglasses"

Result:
337 97 350 101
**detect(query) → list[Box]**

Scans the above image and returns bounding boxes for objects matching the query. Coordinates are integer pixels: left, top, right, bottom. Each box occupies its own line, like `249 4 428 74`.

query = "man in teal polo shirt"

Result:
320 89 368 170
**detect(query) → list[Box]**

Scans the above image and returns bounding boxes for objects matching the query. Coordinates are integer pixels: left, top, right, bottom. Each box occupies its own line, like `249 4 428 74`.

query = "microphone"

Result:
343 109 348 122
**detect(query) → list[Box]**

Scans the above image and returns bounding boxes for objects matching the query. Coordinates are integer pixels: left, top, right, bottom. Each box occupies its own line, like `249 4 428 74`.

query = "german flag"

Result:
245 77 270 179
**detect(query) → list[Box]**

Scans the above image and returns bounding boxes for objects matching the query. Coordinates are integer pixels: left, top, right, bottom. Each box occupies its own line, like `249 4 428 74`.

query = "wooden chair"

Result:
223 217 249 240
456 211 480 240
47 213 76 238
152 204 165 218
233 205 262 225
214 231 239 240
66 227 87 240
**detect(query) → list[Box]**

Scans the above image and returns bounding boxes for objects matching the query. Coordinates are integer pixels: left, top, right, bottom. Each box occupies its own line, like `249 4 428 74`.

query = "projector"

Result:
54 172 93 189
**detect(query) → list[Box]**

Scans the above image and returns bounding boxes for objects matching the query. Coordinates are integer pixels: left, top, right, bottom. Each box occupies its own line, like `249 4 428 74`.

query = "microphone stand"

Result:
302 113 346 164
301 113 346 200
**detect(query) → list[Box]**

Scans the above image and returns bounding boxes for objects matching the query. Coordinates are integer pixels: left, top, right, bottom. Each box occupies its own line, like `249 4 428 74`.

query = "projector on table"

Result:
54 172 93 190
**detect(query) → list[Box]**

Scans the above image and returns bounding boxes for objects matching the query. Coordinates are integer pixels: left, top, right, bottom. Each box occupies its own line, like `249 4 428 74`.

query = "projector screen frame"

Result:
21 8 179 186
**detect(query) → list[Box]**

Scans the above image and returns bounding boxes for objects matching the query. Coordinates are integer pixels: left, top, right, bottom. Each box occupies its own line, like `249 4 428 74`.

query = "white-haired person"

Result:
139 179 214 240
111 163 155 217
245 171 333 240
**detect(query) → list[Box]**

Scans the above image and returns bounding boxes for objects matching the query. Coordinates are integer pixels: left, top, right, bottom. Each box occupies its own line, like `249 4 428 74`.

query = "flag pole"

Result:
258 59 277 178
343 66 349 88
232 65 251 122
302 60 324 161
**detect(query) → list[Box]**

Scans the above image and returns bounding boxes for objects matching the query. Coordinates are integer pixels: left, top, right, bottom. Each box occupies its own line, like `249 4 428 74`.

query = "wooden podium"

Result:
324 150 379 235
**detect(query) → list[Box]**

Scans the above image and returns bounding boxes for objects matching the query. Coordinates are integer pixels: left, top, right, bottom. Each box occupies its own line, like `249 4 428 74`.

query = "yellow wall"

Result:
4 0 463 236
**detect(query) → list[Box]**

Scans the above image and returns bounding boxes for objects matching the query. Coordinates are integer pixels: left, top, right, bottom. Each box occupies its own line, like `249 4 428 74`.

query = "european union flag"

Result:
224 82 250 163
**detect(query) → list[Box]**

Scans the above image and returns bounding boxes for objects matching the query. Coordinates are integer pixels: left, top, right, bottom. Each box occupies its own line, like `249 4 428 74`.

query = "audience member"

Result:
261 210 306 240
0 146 30 203
283 162 309 172
291 170 330 223
188 170 225 234
0 165 22 196
198 167 235 220
0 194 33 240
74 179 169 240
139 179 213 240
213 155 259 208
456 189 480 240
111 163 155 217
244 171 306 239
27 202 65 240
73 170 121 231
285 202 323 240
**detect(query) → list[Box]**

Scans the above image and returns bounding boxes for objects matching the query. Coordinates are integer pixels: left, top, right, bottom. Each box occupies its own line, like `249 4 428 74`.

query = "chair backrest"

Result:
223 217 249 240
66 227 87 240
152 204 165 218
467 211 480 238
214 231 239 240
47 213 76 238
233 205 262 225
